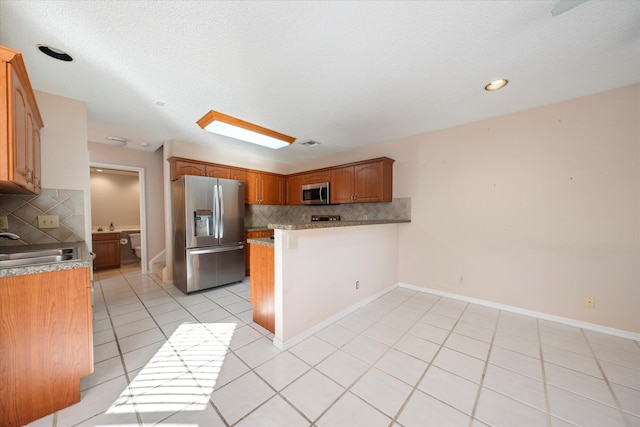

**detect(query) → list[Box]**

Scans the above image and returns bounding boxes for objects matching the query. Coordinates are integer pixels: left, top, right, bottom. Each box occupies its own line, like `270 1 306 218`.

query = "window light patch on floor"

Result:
106 322 236 416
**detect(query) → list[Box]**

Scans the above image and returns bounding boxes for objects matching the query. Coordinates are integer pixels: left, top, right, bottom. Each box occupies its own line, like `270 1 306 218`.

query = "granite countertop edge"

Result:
268 219 410 231
247 237 275 247
0 241 93 278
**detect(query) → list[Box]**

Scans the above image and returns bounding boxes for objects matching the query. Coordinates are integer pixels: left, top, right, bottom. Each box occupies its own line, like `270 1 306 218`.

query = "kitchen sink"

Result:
0 247 80 268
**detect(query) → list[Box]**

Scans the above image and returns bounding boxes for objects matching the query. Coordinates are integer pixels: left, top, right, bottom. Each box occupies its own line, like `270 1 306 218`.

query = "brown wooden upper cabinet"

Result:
205 165 230 179
330 158 394 204
170 159 206 180
168 156 393 205
285 175 302 205
247 171 284 205
1 46 43 195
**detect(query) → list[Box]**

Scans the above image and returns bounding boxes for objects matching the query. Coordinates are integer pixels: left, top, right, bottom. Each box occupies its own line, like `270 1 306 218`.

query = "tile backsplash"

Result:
246 197 411 228
0 189 85 246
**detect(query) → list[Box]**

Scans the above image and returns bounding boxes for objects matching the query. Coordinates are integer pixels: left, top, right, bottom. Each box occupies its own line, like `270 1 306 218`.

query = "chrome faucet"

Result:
0 232 20 240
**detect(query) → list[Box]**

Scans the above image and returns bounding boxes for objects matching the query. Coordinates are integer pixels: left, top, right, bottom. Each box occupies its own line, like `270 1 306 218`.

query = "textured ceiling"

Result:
1 1 638 166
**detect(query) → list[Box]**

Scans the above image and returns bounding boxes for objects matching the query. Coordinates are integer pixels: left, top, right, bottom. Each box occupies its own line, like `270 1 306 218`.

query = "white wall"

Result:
275 224 399 344
88 142 165 264
90 171 140 228
287 85 640 333
34 91 91 241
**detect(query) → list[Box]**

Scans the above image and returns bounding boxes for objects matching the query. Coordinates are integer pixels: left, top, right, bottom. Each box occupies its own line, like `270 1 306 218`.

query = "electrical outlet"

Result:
0 216 8 229
37 215 60 229
356 280 360 290
286 235 298 249
584 296 595 308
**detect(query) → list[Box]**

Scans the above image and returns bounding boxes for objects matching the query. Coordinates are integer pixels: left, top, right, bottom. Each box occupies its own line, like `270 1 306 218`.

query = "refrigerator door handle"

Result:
219 184 225 238
213 184 219 238
189 245 244 255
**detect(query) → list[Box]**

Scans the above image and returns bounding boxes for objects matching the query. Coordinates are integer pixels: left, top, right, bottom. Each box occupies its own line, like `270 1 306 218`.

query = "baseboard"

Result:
398 282 640 342
273 283 398 351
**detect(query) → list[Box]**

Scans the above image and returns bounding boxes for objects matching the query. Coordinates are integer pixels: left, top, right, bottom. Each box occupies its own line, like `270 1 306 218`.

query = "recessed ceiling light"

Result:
106 136 127 147
141 142 150 147
484 79 509 91
95 169 104 173
36 44 73 62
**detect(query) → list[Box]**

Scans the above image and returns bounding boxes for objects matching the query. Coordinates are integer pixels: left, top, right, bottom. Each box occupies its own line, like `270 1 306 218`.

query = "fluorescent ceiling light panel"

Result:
197 110 295 149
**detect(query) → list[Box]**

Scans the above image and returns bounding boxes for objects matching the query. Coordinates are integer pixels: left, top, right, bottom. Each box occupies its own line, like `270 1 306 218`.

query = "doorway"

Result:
89 162 148 274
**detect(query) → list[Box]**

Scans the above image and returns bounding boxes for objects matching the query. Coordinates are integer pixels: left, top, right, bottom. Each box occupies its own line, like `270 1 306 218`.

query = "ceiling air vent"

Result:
299 140 321 147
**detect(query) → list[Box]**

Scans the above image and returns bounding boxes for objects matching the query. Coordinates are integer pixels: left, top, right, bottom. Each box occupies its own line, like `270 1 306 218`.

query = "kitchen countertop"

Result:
268 219 410 231
0 241 93 278
92 228 140 233
247 237 275 247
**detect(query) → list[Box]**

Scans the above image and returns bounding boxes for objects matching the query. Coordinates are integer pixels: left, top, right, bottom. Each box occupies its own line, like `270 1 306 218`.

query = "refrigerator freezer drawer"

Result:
176 245 245 294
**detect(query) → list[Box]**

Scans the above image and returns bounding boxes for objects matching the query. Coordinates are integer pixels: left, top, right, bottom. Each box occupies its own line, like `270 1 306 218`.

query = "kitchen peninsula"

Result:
248 219 409 349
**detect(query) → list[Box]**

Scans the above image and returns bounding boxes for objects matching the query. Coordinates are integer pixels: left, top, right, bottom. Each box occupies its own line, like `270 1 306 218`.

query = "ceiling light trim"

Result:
484 79 509 91
36 44 73 62
197 110 295 150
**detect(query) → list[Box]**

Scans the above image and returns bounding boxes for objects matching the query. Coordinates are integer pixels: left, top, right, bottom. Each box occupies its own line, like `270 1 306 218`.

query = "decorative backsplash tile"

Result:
246 197 411 228
0 189 85 246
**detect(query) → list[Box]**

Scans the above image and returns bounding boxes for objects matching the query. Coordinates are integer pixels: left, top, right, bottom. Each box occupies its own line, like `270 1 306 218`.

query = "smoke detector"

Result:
299 140 321 147
106 136 127 147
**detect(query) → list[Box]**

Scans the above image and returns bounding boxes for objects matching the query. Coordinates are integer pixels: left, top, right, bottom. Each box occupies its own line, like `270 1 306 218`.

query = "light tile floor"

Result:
27 265 639 427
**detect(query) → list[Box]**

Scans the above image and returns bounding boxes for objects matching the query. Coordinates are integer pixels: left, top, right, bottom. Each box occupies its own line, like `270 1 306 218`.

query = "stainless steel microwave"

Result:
302 182 330 205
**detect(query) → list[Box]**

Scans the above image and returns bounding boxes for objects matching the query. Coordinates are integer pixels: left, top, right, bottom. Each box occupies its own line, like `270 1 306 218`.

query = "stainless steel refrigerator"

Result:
172 175 245 294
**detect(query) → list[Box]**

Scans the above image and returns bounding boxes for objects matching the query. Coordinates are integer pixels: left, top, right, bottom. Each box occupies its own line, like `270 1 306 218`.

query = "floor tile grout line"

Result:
581 328 633 427
130 275 260 427
88 271 144 426
537 317 552 427
468 308 502 427
283 294 416 425
308 291 427 426
99 269 233 426
388 297 473 426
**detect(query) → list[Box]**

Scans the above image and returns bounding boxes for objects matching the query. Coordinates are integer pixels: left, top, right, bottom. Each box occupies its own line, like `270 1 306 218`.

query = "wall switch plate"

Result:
38 215 60 229
0 216 8 229
584 296 595 308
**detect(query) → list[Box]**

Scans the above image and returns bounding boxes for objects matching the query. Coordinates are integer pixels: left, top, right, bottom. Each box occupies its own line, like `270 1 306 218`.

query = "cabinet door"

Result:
260 174 284 205
353 161 384 202
205 165 230 179
10 67 32 191
300 171 330 186
249 244 275 333
0 268 92 426
171 160 205 180
245 230 273 276
286 175 302 205
229 169 248 202
330 166 354 204
92 234 121 270
245 171 261 204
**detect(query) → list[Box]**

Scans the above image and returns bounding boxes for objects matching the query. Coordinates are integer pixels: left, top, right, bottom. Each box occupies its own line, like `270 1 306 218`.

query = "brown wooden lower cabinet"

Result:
92 232 120 270
245 230 274 276
0 267 93 427
249 243 275 333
